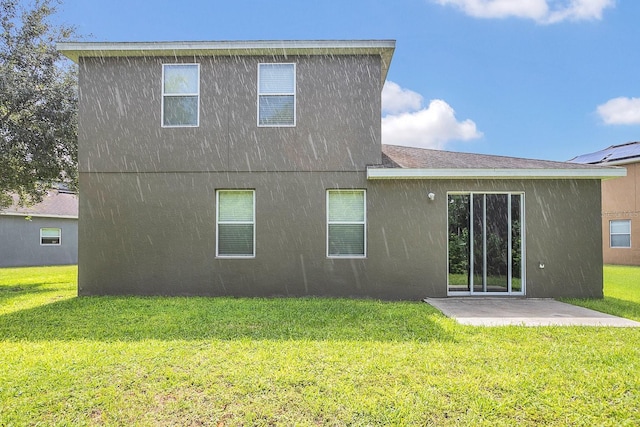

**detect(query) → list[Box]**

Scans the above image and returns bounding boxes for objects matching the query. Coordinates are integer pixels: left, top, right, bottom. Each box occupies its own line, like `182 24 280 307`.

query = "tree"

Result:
0 0 77 209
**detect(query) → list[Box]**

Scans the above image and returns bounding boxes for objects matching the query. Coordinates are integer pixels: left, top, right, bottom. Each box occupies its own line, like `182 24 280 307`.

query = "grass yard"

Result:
0 266 639 426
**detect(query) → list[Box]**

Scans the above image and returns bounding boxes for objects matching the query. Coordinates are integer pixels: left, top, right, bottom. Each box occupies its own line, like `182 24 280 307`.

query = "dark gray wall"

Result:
78 172 603 299
78 55 382 174
0 216 78 267
76 52 603 299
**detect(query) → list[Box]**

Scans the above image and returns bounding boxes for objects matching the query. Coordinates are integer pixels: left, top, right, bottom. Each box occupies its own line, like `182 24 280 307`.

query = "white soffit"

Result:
366 167 627 180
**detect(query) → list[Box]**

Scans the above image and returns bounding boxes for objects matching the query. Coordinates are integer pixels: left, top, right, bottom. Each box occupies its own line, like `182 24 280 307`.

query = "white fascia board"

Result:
0 212 78 219
57 40 396 82
367 167 627 180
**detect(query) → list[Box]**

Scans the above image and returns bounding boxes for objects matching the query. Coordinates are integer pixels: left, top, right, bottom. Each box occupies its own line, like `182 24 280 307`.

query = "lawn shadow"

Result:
0 296 456 343
0 283 56 304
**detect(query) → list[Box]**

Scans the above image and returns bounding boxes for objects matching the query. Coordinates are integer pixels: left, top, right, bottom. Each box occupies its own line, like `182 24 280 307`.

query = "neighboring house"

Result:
58 40 623 299
570 142 640 266
0 187 78 267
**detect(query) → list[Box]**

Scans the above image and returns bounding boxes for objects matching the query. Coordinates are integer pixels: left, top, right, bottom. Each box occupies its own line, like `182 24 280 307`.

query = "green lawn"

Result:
0 265 639 426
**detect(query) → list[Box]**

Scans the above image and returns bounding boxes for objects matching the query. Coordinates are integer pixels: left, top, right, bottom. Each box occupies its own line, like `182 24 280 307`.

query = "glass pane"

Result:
611 234 631 248
472 195 484 292
218 191 254 222
259 64 294 93
448 195 470 292
258 95 294 126
218 224 254 256
41 228 60 238
485 194 509 293
511 195 522 292
164 65 198 94
610 220 630 234
328 191 365 222
163 96 198 126
328 224 365 256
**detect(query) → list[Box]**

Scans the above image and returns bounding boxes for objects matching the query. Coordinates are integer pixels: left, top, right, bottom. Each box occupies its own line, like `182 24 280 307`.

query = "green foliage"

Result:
0 265 639 425
0 0 78 209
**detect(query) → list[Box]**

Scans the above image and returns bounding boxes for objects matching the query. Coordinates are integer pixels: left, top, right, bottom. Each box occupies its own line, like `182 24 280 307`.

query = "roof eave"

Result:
366 167 627 180
0 212 78 219
57 40 396 83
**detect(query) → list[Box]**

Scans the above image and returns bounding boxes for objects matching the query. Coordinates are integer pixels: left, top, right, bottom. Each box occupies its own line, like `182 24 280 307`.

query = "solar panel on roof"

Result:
570 142 640 164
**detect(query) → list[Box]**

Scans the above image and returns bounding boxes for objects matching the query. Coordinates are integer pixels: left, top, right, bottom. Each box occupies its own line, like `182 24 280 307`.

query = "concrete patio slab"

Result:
424 298 640 327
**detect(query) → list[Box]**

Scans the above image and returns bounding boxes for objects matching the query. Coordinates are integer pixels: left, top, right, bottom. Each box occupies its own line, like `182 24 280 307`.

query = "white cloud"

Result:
597 97 640 125
382 82 482 149
432 0 615 24
382 81 423 114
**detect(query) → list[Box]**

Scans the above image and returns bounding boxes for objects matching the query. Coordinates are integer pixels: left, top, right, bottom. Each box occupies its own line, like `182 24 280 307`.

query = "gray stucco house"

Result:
58 40 623 299
0 187 78 267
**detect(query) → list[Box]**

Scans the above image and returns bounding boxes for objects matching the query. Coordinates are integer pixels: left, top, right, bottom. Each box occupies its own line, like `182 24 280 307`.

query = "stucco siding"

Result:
78 55 382 175
78 172 602 299
601 162 640 265
0 216 78 267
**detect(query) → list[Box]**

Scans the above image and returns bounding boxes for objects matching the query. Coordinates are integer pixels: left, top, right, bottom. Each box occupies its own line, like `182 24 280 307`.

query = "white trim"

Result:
161 63 200 128
367 167 627 180
257 63 296 127
215 189 256 258
326 189 367 258
40 227 62 246
0 212 77 219
57 40 395 83
446 192 525 296
609 219 632 248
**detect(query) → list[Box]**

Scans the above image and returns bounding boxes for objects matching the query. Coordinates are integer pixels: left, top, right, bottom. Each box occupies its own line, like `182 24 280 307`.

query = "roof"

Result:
1 190 78 219
569 141 640 165
57 40 396 84
368 145 626 180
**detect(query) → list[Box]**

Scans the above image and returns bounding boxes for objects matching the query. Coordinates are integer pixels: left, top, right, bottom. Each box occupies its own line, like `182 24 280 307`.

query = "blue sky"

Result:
54 0 639 161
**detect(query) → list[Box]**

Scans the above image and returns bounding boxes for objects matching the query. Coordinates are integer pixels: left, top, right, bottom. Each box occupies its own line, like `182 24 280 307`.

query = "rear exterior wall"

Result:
78 173 603 299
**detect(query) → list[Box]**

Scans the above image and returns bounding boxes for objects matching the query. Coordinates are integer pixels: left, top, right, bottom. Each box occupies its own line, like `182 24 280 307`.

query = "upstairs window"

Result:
610 219 631 248
162 64 199 127
216 190 255 257
258 63 295 127
41 228 61 245
327 190 366 257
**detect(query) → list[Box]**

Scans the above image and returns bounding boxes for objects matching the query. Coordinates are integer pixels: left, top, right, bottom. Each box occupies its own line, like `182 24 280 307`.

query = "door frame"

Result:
447 191 526 296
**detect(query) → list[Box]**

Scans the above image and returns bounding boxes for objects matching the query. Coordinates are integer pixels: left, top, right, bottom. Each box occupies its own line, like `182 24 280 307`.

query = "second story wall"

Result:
78 54 383 174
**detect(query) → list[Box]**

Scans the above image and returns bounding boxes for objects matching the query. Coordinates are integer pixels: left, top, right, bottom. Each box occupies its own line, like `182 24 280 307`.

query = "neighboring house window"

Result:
216 190 255 257
327 190 366 257
40 228 61 245
162 64 199 127
610 219 631 248
258 63 295 126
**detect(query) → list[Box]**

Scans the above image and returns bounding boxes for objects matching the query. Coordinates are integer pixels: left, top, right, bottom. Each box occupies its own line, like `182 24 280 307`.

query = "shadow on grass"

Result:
0 283 56 303
562 296 640 322
0 296 455 343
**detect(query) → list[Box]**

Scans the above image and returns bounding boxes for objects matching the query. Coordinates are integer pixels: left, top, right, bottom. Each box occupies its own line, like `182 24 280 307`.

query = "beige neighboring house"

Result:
570 142 639 266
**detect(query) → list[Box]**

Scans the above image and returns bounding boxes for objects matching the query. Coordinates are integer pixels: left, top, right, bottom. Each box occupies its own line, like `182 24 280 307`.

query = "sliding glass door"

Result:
448 193 524 295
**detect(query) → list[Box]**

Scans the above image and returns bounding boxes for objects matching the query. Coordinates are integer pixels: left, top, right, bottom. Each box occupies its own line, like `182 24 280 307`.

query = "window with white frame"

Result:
40 228 61 245
610 219 631 248
327 190 366 257
216 190 255 257
162 64 199 127
258 63 295 126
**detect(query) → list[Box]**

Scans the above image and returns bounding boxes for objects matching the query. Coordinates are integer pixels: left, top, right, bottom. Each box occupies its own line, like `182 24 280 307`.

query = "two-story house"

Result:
58 40 623 299
571 142 640 266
